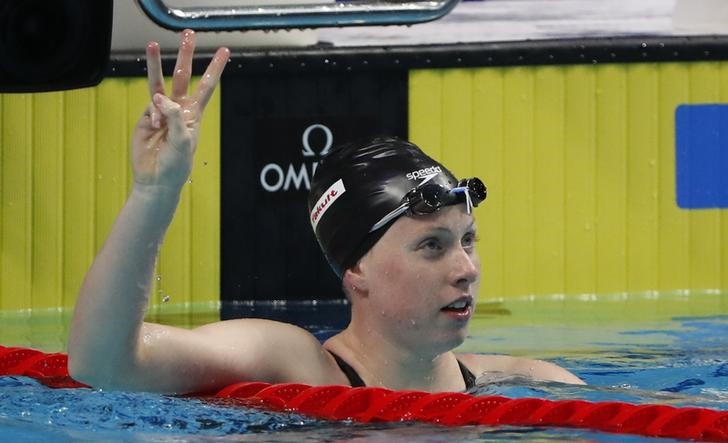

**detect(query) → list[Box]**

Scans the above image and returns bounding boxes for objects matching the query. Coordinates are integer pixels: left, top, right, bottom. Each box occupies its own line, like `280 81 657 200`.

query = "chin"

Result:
451 334 468 349
433 331 468 354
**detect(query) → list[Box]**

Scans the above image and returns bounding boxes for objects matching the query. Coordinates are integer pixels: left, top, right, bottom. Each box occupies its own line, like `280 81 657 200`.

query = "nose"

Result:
451 246 479 290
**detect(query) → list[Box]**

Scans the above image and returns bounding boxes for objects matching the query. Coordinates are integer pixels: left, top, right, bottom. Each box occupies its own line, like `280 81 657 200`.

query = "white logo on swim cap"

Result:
405 166 441 184
310 179 346 230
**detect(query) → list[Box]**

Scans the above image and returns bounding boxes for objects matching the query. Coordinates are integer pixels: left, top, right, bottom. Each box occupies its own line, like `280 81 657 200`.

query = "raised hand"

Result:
131 29 229 192
69 31 235 392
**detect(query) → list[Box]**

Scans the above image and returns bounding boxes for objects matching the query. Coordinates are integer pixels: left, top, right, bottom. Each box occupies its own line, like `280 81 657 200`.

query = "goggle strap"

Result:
449 186 473 214
370 203 408 233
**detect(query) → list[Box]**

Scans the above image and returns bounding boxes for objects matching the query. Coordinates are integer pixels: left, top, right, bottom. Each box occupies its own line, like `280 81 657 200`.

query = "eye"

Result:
462 231 479 250
422 238 442 251
417 237 445 258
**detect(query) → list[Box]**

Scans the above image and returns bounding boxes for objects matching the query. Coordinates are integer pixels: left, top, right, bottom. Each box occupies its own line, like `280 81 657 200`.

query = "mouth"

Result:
441 296 473 314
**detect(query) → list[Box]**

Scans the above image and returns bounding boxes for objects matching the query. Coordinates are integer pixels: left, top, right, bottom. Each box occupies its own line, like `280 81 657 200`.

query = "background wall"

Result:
1 49 726 312
0 78 221 311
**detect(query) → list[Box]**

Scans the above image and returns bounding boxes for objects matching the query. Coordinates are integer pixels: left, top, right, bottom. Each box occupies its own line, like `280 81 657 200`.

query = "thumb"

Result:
153 94 188 147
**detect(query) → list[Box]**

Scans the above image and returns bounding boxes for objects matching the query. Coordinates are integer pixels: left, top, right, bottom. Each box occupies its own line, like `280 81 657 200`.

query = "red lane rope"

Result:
2 345 726 441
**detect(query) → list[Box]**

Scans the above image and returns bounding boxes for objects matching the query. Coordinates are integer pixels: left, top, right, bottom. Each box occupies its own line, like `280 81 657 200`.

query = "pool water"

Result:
0 292 726 442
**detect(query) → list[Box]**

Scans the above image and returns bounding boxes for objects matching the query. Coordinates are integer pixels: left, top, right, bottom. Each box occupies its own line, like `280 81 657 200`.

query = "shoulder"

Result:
456 353 585 385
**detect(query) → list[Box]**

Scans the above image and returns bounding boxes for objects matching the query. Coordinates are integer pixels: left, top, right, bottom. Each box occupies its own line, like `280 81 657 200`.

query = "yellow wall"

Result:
2 60 727 312
410 62 728 300
0 78 220 311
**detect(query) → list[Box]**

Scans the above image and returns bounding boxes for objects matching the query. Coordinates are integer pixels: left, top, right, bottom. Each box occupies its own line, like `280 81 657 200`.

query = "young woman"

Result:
68 30 583 394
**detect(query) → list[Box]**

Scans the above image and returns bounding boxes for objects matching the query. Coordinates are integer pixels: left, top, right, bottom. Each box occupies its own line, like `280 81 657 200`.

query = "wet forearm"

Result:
68 185 182 384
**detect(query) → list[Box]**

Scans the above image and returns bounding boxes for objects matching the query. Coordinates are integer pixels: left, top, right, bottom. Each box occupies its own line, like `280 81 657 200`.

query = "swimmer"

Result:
68 30 584 394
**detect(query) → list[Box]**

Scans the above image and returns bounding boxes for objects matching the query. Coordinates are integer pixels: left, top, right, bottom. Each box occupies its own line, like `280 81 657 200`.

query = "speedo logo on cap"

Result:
406 166 442 183
310 179 346 230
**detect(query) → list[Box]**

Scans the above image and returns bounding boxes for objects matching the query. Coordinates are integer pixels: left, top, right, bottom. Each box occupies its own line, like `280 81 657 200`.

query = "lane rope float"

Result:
1 345 726 441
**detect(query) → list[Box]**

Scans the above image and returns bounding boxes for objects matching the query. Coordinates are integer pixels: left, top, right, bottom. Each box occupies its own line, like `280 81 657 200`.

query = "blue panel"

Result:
675 104 728 209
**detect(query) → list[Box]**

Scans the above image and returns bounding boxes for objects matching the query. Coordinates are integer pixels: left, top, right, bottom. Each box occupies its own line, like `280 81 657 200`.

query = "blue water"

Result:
1 297 726 442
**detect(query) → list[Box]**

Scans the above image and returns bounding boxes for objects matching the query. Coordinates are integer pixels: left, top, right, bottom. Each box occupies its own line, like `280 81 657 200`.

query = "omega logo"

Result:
259 123 333 192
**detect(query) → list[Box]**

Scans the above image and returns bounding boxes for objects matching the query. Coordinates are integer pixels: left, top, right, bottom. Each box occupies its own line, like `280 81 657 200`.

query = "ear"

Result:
342 260 369 297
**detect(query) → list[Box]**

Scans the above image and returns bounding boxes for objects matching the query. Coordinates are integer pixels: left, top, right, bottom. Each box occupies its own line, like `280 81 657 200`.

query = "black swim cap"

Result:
308 136 458 277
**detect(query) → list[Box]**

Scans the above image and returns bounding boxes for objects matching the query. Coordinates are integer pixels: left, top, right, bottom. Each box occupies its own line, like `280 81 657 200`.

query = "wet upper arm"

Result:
120 318 338 393
193 318 344 385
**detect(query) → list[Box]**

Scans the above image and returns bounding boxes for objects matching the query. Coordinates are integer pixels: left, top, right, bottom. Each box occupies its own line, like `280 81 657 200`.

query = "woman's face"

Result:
355 204 480 354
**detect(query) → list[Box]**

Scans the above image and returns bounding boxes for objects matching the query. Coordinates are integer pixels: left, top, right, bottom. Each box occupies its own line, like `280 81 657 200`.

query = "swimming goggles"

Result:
369 177 487 233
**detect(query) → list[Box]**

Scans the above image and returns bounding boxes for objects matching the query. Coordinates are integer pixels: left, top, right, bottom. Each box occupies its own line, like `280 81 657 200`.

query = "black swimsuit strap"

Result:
328 350 477 390
457 359 477 391
328 350 366 387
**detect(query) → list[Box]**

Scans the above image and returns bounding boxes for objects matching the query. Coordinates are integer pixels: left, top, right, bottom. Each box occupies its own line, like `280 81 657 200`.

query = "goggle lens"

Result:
408 178 487 215
408 184 452 214
459 177 487 206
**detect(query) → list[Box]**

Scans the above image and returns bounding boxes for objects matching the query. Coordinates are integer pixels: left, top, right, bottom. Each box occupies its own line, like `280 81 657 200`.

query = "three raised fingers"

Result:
145 30 229 123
